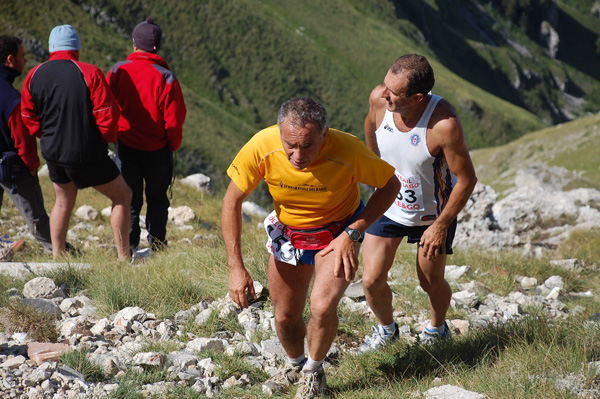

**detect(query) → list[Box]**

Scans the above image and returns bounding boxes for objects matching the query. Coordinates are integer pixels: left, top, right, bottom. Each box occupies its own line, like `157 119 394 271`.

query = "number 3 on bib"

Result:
394 173 424 212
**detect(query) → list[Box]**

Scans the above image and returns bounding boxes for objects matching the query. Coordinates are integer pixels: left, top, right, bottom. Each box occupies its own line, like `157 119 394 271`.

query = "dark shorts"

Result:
299 200 366 265
366 215 456 255
47 156 121 189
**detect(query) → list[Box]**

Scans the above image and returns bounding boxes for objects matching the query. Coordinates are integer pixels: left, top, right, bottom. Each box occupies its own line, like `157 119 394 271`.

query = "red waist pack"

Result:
285 220 345 250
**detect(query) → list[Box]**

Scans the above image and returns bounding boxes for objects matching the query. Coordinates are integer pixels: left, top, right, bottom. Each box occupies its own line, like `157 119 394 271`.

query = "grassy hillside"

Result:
471 112 600 196
1 0 599 193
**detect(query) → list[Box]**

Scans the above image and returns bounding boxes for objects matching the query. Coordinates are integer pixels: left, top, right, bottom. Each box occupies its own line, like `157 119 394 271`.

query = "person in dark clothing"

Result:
0 35 52 253
107 18 187 251
21 25 132 260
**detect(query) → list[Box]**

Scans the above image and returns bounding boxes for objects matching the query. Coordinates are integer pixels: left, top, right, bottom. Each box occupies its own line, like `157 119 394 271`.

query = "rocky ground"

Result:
1 163 599 398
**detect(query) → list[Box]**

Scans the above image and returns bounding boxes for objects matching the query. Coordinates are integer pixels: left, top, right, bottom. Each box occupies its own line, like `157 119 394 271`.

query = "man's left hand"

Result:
419 222 447 261
319 234 359 281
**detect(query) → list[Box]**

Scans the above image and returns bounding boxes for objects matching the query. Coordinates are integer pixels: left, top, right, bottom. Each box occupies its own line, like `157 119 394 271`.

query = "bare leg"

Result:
362 234 403 326
416 248 451 327
93 175 132 260
268 255 314 358
50 182 77 258
306 244 356 361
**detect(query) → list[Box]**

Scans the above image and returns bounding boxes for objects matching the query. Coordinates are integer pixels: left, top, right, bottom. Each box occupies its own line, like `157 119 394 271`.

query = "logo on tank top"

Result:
410 134 420 146
383 124 394 132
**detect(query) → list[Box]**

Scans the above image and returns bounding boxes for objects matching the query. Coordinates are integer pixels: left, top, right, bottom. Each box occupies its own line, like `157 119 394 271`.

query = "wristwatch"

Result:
344 227 363 243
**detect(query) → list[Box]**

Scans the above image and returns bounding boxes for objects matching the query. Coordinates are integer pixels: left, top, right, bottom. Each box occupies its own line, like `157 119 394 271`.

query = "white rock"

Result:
241 202 269 219
519 276 538 290
0 355 26 369
445 265 470 280
90 319 112 336
452 290 479 308
168 206 196 224
180 173 214 194
546 286 562 300
133 352 166 367
544 276 564 290
23 277 65 299
75 205 99 221
424 384 489 398
38 164 49 177
186 338 226 353
195 309 213 326
114 307 148 325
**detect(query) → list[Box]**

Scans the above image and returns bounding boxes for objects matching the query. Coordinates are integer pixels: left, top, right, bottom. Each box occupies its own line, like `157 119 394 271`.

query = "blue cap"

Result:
49 25 81 53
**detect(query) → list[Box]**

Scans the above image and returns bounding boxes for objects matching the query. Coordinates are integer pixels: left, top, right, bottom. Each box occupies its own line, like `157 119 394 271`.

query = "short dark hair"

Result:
0 36 22 64
277 97 328 133
390 54 435 97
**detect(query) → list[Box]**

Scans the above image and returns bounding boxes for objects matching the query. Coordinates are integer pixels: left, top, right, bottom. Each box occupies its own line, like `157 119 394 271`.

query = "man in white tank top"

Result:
359 54 477 351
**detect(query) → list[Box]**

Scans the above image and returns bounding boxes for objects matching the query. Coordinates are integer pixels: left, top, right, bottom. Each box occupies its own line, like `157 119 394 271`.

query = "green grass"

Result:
0 299 59 342
60 348 106 382
1 182 600 398
329 315 600 398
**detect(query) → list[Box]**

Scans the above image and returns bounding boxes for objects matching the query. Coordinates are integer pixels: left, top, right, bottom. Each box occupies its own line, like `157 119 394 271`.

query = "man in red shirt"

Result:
21 25 132 260
107 18 187 252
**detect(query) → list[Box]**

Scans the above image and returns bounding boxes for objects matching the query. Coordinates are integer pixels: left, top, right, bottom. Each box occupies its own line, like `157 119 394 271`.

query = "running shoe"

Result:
262 363 303 395
295 367 326 399
0 235 24 251
358 322 399 353
130 247 153 265
419 321 452 345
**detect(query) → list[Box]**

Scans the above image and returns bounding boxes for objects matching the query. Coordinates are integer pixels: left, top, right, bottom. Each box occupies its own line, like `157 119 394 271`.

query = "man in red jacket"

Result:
21 25 132 260
107 18 187 252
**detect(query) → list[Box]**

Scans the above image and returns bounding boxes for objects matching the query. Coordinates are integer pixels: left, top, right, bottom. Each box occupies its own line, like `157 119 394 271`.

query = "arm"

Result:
320 173 400 281
163 79 187 152
420 102 477 261
20 71 42 138
364 84 385 156
9 103 40 173
221 180 256 308
88 66 119 143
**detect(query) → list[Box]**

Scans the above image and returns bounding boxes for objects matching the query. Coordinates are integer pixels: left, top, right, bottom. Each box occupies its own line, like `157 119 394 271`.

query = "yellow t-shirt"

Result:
227 125 395 227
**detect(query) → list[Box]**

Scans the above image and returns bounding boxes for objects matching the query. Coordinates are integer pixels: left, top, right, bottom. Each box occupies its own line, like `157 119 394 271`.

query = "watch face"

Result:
347 229 361 241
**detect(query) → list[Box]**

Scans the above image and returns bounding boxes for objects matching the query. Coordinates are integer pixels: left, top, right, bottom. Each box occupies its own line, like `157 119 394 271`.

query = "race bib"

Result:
263 211 303 266
393 172 424 212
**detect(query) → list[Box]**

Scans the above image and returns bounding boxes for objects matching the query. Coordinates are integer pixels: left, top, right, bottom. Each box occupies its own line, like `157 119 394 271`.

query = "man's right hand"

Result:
228 266 256 308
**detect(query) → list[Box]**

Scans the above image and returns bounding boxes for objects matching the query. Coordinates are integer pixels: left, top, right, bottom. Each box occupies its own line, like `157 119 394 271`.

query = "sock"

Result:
426 321 446 334
289 353 307 367
302 355 324 373
381 321 397 335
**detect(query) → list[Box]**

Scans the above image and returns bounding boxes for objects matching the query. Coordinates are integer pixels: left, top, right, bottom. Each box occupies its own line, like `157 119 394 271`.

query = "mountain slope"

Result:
471 112 600 195
1 0 598 191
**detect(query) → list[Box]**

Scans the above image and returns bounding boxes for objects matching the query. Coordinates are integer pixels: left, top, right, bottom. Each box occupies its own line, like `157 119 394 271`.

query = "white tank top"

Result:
376 94 456 226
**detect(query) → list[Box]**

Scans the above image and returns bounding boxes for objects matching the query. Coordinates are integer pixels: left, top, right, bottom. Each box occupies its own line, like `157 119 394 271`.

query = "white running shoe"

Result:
419 321 452 345
358 322 399 353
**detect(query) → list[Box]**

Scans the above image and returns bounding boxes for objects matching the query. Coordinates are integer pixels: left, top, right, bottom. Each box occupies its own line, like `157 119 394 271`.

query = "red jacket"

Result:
10 104 40 171
107 52 186 152
21 51 119 166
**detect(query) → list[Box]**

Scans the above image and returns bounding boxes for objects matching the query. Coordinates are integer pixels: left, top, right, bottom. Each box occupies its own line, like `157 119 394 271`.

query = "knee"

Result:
116 185 132 205
309 297 338 322
362 271 388 294
274 307 303 328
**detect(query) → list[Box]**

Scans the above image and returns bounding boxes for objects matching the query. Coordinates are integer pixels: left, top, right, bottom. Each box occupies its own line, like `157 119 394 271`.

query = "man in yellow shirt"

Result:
222 97 399 398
